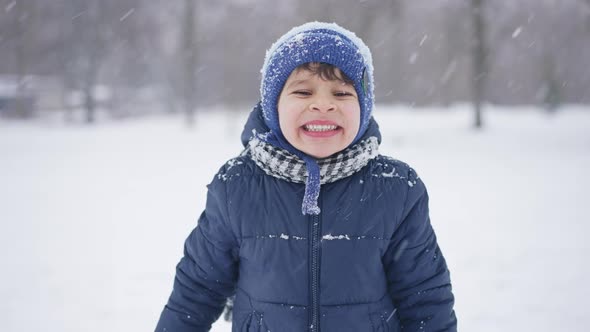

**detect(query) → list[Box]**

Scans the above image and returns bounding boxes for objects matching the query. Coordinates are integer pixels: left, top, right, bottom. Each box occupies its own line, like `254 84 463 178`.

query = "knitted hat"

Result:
260 22 374 145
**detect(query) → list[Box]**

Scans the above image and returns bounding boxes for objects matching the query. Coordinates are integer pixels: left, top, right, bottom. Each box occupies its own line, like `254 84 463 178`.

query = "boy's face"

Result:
277 67 360 159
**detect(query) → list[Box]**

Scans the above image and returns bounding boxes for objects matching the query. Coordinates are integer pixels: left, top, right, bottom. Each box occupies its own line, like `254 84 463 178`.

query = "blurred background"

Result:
1 0 589 123
1 0 589 331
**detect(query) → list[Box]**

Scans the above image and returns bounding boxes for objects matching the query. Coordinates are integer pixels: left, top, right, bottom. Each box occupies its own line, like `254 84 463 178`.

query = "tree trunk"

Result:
471 0 487 129
83 2 101 124
14 0 35 118
182 0 197 127
84 84 96 123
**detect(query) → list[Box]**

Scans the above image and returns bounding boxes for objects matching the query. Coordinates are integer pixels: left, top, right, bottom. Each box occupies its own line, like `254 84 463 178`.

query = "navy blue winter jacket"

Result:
156 108 457 331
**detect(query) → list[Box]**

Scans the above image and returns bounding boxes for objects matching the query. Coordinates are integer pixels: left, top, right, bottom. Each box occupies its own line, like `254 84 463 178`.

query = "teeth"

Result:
304 124 338 132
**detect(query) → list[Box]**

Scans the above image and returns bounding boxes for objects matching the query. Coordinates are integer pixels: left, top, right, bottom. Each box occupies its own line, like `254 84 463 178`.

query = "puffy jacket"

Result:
156 108 457 332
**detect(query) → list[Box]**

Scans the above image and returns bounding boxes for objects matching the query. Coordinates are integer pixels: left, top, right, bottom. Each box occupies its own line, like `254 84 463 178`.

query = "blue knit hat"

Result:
256 22 375 215
260 22 375 145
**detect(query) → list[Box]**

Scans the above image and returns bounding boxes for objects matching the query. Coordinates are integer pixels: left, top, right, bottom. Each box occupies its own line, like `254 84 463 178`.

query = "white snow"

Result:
119 8 135 22
1 104 589 331
322 234 351 241
4 1 16 13
380 167 400 179
419 35 428 47
256 234 305 240
512 26 523 38
71 11 86 20
440 60 458 84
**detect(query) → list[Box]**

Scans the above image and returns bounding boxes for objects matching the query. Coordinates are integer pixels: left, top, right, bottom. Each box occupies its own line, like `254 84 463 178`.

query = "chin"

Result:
304 147 341 159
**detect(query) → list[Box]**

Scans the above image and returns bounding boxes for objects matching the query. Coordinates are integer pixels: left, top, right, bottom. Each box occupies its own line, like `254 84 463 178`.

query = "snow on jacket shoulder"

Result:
156 152 457 332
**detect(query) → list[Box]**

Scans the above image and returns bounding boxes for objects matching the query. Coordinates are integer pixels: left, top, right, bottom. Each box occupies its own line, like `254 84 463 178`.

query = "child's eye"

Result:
334 91 354 97
293 90 312 96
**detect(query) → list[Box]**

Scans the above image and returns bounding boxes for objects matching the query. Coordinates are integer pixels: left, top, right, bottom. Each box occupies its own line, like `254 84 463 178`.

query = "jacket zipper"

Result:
309 196 322 332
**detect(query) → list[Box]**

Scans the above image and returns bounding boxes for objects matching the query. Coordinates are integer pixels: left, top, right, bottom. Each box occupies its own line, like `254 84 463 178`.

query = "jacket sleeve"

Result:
383 169 457 331
156 176 239 332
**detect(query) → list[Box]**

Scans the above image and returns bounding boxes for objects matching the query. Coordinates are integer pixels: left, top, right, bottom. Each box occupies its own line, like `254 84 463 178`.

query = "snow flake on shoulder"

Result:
368 155 420 188
215 155 251 182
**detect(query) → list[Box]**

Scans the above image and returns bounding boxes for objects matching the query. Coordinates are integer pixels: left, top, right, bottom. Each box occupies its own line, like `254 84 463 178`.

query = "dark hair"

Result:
296 62 354 85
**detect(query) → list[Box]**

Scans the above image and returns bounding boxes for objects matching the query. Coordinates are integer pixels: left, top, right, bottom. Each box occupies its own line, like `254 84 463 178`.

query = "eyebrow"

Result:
285 79 309 89
285 78 355 91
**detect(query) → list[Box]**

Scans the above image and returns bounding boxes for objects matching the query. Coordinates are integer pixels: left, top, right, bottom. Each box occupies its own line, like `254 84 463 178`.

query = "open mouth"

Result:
303 124 340 132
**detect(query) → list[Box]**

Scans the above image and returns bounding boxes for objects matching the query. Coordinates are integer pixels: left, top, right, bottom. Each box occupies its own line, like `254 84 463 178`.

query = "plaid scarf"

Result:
246 135 379 214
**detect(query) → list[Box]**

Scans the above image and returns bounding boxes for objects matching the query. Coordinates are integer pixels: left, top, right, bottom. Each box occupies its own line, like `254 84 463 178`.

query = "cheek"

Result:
343 104 361 133
278 116 292 135
277 103 297 134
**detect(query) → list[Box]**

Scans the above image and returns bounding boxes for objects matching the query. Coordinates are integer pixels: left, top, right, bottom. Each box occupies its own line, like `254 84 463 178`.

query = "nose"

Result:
309 98 336 113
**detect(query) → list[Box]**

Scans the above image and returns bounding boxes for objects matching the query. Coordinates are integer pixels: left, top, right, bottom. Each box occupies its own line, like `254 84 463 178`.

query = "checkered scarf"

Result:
246 136 379 185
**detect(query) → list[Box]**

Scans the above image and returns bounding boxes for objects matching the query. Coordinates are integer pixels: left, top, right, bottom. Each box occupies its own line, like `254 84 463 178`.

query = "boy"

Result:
156 22 457 332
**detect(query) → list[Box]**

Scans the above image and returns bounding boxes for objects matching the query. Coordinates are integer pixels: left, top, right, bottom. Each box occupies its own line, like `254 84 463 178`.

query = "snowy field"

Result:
1 105 589 331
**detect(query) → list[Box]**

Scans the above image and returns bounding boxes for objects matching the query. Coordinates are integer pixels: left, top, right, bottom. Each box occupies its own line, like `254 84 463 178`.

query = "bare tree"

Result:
58 0 146 122
541 53 561 111
470 0 488 129
64 0 110 123
181 0 198 127
9 0 37 118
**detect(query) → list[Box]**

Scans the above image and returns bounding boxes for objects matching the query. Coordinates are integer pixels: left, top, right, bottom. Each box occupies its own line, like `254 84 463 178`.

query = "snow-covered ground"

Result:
1 105 589 331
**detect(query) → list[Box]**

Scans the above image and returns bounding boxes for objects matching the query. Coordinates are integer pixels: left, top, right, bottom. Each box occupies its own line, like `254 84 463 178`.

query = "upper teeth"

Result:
305 124 338 132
